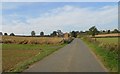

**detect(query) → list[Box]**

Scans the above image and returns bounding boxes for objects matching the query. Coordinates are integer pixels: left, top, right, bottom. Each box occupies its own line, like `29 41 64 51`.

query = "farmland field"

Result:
95 33 120 37
1 36 65 44
2 44 66 72
96 37 119 44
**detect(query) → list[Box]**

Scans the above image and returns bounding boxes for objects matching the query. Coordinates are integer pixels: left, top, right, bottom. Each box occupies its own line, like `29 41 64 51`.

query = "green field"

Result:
96 37 119 44
2 44 66 72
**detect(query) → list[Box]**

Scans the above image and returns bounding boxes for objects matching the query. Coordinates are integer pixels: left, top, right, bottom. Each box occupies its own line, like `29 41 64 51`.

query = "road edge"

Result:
80 39 108 72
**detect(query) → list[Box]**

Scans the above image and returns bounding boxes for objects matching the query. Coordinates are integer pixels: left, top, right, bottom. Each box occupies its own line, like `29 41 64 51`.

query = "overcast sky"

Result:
1 2 118 35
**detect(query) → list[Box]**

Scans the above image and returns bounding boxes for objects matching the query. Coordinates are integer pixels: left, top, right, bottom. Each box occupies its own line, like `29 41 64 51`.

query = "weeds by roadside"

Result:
81 37 118 72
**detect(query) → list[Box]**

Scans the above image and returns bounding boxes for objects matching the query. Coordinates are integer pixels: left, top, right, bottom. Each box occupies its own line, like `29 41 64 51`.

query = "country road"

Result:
24 38 107 72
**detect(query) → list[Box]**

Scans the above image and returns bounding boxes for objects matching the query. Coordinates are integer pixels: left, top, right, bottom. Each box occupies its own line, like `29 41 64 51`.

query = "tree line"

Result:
0 26 119 37
70 26 120 37
0 32 15 36
31 30 64 37
0 30 64 37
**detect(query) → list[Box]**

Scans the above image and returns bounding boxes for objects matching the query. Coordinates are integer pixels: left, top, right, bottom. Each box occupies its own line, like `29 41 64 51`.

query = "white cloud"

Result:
2 5 118 35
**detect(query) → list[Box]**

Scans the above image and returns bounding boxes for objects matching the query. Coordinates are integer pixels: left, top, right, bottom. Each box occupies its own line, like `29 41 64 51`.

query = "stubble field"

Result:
1 36 67 72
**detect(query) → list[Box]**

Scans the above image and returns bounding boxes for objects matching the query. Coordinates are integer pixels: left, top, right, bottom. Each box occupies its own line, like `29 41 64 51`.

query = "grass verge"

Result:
81 38 118 72
2 44 66 72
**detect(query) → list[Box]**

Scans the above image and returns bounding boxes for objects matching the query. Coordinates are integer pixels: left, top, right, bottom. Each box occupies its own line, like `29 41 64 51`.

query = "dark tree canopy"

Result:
10 33 15 36
89 26 99 37
71 31 77 38
4 33 8 35
51 31 57 37
103 30 105 33
107 30 110 34
31 31 35 36
112 29 119 33
40 31 44 36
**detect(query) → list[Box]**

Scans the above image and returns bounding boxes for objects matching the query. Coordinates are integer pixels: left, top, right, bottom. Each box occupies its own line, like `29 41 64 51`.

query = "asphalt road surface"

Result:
24 38 107 72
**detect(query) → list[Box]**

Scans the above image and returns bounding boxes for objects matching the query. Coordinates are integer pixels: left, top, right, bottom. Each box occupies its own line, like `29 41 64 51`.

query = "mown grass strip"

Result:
81 38 118 72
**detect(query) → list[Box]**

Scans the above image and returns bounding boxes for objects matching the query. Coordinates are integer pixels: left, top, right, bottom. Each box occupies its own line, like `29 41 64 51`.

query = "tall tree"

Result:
40 31 44 36
31 31 35 36
89 26 99 37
